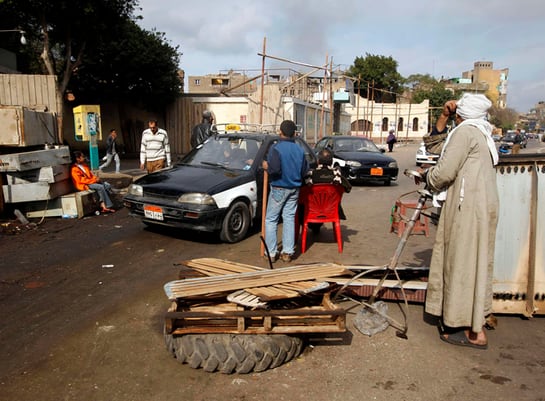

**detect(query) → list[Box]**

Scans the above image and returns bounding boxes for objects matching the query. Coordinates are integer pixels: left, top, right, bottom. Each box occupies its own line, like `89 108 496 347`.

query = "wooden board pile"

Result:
164 258 353 336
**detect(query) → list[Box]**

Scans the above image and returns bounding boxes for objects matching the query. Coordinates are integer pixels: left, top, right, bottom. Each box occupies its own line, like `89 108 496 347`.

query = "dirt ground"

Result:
1 142 544 401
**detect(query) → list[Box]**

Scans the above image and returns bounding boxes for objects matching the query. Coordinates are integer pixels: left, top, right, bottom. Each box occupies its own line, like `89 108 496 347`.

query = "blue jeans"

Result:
264 186 299 257
99 153 121 173
89 182 114 209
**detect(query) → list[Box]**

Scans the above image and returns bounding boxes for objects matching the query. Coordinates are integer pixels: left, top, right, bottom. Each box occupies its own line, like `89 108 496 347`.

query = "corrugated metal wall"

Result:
493 155 545 316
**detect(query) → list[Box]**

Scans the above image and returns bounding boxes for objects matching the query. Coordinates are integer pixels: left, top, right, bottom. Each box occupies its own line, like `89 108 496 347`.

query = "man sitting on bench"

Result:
71 151 115 213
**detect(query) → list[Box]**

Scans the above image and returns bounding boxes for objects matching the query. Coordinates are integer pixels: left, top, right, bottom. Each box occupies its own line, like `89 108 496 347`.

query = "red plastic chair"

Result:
299 184 345 253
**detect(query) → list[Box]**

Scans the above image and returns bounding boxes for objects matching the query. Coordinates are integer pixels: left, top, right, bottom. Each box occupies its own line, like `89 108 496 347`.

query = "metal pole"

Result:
260 37 268 257
329 58 333 135
356 74 360 135
257 52 329 71
369 81 375 139
365 82 370 136
319 54 328 139
406 95 412 141
259 37 266 125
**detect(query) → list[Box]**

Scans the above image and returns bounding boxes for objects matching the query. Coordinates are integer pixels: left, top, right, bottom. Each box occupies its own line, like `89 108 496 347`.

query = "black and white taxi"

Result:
123 125 317 243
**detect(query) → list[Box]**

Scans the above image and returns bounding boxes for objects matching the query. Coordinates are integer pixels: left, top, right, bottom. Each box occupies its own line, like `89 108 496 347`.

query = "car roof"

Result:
322 135 370 140
214 132 275 140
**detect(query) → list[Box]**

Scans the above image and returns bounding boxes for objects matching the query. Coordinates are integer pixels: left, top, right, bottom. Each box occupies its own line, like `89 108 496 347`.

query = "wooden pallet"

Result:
165 293 346 335
164 258 349 335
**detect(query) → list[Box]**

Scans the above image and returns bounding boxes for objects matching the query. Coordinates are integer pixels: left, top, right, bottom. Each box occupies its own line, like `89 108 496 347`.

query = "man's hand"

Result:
140 163 145 170
442 100 457 117
414 167 428 185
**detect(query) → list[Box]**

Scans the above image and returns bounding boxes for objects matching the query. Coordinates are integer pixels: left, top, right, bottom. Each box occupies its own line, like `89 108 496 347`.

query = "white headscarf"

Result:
456 93 491 120
442 93 498 166
432 93 498 207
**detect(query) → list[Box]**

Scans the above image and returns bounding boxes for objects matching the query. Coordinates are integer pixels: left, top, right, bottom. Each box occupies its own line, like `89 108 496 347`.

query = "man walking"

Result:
262 120 308 263
99 129 121 173
140 119 171 173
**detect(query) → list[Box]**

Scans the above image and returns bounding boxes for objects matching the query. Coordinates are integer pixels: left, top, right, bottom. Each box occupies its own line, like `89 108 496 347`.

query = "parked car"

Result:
314 135 398 185
123 129 317 243
416 142 440 167
500 132 527 149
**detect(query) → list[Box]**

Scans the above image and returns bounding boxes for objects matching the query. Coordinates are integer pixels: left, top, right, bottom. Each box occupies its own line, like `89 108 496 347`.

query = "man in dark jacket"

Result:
99 129 121 173
191 110 217 148
512 129 523 154
304 148 351 219
262 120 308 263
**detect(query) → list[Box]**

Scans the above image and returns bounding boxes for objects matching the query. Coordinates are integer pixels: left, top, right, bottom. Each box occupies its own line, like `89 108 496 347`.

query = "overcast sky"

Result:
137 0 544 113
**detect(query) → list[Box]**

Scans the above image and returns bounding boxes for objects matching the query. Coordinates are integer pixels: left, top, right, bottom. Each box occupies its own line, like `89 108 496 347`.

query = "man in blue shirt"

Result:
262 120 308 263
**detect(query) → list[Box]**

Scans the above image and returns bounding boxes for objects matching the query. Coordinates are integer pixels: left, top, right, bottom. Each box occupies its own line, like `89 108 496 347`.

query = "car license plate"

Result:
370 167 383 176
144 205 164 221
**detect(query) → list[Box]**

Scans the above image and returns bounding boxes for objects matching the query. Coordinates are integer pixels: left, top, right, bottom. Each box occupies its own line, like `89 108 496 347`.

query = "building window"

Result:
397 117 404 132
382 117 389 131
194 79 201 85
412 117 418 131
211 78 229 86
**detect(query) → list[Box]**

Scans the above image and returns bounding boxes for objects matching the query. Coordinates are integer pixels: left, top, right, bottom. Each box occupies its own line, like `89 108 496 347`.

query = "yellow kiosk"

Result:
73 105 102 169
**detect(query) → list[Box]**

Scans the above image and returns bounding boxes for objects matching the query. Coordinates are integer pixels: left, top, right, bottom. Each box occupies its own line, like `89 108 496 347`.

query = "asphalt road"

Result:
1 140 544 401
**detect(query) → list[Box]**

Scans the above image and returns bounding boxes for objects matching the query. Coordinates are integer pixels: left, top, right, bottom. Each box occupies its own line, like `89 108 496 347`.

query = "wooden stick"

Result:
260 170 268 256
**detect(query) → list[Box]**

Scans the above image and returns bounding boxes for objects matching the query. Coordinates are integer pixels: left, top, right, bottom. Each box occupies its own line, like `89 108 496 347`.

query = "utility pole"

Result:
259 37 266 125
356 74 360 134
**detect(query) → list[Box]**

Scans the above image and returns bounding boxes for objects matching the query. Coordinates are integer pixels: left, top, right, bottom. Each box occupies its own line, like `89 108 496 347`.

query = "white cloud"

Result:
137 0 545 112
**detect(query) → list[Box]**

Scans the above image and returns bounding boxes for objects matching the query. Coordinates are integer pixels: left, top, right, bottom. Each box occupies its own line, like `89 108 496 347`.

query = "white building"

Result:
344 95 430 143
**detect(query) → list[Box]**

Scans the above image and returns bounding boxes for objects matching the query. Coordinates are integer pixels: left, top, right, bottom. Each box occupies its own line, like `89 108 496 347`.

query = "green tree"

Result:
0 0 181 141
347 53 403 103
488 106 518 131
407 74 461 127
69 19 182 110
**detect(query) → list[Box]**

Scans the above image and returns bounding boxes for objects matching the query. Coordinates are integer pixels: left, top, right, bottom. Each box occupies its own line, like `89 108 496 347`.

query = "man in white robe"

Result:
422 93 499 349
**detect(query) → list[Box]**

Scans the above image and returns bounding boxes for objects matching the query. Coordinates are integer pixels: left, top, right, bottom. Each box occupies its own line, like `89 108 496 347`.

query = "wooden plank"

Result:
163 263 350 299
181 258 267 275
183 259 331 301
165 307 345 319
171 263 347 289
324 277 428 290
165 298 347 335
245 286 300 301
276 281 331 294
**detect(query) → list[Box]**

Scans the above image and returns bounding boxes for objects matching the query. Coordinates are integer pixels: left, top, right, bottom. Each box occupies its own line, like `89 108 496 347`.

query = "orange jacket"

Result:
71 163 98 191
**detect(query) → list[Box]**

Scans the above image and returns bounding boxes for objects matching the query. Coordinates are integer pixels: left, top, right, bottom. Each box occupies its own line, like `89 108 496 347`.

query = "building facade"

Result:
461 61 509 108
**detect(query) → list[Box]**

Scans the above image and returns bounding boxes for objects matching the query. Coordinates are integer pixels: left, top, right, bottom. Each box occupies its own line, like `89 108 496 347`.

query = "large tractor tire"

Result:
165 333 304 374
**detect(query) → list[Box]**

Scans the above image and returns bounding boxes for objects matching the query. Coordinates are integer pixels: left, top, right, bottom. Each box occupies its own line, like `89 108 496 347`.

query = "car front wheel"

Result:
220 201 250 243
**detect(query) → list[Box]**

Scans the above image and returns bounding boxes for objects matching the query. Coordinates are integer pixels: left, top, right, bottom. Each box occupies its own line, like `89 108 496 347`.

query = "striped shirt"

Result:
140 128 171 165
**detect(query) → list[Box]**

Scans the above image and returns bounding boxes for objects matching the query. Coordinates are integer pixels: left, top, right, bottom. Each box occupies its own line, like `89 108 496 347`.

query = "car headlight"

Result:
416 148 424 156
128 184 143 196
178 193 217 206
346 160 361 167
388 161 398 168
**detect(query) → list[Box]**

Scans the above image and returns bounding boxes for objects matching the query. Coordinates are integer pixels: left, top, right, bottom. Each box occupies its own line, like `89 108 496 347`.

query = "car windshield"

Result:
333 138 380 153
180 136 262 170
